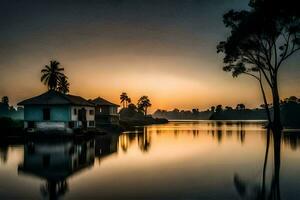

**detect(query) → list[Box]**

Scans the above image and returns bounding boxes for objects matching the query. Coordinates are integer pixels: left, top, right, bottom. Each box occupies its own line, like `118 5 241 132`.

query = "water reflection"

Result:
233 128 282 200
1 121 300 199
18 140 95 199
120 127 152 153
0 144 9 164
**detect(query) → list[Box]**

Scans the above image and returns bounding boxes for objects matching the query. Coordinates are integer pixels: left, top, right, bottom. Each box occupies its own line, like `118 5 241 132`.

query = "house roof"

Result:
91 97 119 107
17 90 94 107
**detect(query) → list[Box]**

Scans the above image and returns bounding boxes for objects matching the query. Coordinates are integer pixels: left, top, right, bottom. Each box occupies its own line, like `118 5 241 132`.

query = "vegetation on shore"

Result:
153 96 300 128
0 117 24 136
217 0 300 130
119 92 168 129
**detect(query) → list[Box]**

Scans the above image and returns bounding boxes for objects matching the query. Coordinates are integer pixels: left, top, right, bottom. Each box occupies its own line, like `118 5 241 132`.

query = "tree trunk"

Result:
272 78 282 130
259 78 272 125
261 127 271 198
269 128 281 199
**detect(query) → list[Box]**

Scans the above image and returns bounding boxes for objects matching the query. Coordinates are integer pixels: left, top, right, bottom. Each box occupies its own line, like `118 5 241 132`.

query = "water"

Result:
1 121 300 199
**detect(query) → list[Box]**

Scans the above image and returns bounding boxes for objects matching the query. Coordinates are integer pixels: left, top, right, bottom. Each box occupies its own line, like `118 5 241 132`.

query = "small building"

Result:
91 97 119 126
18 90 95 133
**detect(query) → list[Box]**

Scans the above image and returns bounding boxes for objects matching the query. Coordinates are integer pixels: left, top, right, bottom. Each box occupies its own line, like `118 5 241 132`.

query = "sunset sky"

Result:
1 0 299 112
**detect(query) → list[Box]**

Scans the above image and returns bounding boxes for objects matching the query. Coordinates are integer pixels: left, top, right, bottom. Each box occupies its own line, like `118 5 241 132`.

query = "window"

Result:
43 108 50 120
99 108 102 112
89 121 95 127
74 108 77 115
89 109 94 115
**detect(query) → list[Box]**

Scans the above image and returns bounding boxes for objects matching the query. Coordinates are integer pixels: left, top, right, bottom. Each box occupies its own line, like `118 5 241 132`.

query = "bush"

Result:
0 117 23 136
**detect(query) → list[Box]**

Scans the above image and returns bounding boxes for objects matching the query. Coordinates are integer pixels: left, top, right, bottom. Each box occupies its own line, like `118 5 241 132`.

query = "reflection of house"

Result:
18 90 95 133
95 135 118 160
0 102 9 117
91 97 119 126
18 140 95 199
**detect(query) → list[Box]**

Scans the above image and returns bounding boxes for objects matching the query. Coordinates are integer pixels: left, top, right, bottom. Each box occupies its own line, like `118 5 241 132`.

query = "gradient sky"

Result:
1 0 299 112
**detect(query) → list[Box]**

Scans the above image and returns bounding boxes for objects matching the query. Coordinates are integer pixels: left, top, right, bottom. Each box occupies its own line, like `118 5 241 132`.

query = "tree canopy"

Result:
217 0 300 129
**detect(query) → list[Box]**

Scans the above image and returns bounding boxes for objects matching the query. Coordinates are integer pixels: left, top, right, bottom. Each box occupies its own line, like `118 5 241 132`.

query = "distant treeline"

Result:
153 96 300 128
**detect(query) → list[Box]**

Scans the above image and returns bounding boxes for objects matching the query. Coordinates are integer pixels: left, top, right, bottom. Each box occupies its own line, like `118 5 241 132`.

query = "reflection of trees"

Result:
233 128 281 200
40 180 68 200
217 130 223 143
138 127 151 152
0 144 9 164
119 127 152 153
120 134 129 152
207 122 247 144
283 133 300 151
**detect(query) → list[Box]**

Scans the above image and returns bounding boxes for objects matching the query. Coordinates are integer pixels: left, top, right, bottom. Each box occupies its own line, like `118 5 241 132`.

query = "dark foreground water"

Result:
1 121 300 200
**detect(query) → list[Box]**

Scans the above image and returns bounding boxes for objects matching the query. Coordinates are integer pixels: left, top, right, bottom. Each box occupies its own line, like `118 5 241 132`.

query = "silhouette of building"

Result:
90 97 119 126
18 90 95 133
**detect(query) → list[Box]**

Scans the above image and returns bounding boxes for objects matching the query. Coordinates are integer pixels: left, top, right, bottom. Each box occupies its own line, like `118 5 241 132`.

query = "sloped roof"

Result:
18 90 94 106
91 97 119 107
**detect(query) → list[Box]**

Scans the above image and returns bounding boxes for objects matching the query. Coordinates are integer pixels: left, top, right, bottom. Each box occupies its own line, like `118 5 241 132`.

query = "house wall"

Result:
95 105 118 115
70 106 95 128
24 105 70 121
23 105 95 130
95 106 119 126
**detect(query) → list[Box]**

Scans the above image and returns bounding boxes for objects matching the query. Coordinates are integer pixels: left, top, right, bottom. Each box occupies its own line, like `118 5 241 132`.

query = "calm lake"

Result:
1 121 300 199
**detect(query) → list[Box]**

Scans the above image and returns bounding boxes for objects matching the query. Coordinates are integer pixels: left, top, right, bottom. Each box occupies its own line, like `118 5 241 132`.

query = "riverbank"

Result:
119 117 168 130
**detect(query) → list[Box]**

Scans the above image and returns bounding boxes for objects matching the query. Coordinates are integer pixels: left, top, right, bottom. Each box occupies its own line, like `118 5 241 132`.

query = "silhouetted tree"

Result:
192 108 199 115
128 103 137 112
225 106 233 111
57 76 70 94
211 106 215 112
217 0 300 130
286 96 298 103
216 105 223 112
173 108 180 113
120 92 128 108
127 97 131 106
137 96 152 115
41 60 65 90
236 104 246 110
1 96 9 105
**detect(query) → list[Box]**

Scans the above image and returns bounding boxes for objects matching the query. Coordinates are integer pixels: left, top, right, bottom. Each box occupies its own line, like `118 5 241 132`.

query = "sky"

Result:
0 0 299 112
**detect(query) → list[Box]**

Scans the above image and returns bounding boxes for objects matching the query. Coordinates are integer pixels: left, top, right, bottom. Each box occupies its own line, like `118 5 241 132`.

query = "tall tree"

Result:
41 60 65 90
120 92 128 108
137 96 152 115
127 97 131 107
57 76 70 94
217 0 300 130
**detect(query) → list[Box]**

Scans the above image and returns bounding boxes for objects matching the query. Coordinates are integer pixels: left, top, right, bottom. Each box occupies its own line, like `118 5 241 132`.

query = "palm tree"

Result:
41 60 65 90
137 96 152 115
57 76 70 94
126 97 131 107
120 92 128 108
